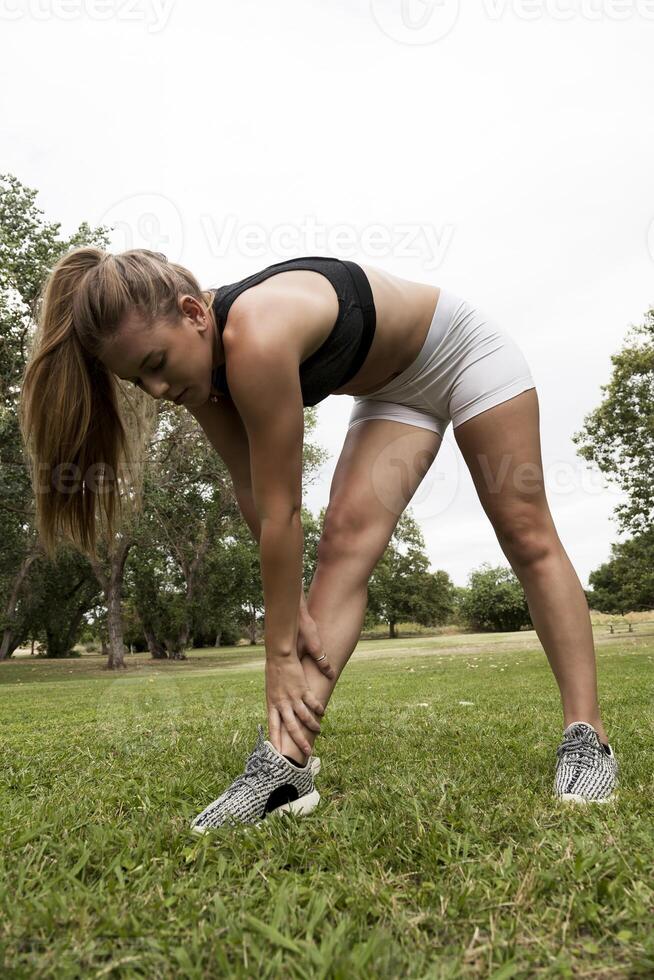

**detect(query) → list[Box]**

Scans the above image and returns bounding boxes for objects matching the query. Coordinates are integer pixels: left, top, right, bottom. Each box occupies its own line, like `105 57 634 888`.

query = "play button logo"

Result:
370 0 460 44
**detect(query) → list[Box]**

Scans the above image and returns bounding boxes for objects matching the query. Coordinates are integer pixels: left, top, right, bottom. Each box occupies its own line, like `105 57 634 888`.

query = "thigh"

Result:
446 317 536 432
453 387 559 554
322 416 443 568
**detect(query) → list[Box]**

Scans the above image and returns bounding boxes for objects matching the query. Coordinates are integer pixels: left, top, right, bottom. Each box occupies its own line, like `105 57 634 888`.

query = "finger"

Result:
309 650 335 679
294 700 321 733
280 705 312 757
268 707 282 752
304 693 326 718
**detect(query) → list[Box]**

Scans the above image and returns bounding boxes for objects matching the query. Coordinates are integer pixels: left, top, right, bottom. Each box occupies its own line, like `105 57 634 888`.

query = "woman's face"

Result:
100 292 223 408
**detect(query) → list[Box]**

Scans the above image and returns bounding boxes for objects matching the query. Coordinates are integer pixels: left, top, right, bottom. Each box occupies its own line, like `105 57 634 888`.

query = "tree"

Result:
410 569 457 628
586 528 654 615
459 562 532 633
22 546 102 658
218 522 264 645
191 537 245 648
572 307 654 536
301 505 323 594
450 585 471 626
0 172 110 660
1 174 333 664
367 512 455 637
129 402 234 659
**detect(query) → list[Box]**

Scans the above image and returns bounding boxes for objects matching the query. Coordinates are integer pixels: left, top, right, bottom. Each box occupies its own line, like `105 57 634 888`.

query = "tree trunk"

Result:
389 619 397 638
0 629 21 660
176 620 191 656
106 586 127 670
162 636 187 661
170 540 208 660
91 536 133 671
143 625 168 659
214 630 222 648
0 550 41 661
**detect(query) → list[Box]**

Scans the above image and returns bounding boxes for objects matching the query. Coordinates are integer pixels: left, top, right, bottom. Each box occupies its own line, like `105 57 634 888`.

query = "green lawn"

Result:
1 633 652 978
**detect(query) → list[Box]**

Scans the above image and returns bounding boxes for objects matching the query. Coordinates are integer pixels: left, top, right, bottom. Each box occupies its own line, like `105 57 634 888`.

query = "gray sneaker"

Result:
554 721 618 803
190 726 321 833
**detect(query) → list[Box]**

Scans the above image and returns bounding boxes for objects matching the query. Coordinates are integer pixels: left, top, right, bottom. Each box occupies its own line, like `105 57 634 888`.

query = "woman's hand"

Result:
297 600 335 680
265 653 326 757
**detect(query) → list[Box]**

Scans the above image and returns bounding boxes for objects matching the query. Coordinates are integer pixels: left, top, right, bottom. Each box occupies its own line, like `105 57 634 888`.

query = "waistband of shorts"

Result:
362 287 467 399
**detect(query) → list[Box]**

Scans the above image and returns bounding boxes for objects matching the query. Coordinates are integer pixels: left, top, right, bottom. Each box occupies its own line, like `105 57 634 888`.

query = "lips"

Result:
173 388 188 405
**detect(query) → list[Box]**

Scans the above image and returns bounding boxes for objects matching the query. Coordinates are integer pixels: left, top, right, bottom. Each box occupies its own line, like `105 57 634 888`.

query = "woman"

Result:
19 247 618 831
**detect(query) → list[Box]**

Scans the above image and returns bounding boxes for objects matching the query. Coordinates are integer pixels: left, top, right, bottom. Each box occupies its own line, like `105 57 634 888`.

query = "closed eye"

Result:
131 355 166 387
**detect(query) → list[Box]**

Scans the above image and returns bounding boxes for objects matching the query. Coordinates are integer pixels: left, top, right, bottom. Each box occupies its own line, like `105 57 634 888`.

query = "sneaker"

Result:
310 755 321 777
554 721 618 803
190 726 320 833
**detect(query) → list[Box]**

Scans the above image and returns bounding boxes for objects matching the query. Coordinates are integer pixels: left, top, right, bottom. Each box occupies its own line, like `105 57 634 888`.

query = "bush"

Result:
219 626 241 646
459 563 532 633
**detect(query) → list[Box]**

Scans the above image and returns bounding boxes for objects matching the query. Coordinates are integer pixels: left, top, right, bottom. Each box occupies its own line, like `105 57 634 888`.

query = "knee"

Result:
496 511 560 567
318 508 366 562
318 505 391 569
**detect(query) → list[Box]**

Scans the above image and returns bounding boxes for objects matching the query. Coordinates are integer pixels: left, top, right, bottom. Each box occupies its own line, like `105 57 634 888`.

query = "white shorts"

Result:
347 288 536 440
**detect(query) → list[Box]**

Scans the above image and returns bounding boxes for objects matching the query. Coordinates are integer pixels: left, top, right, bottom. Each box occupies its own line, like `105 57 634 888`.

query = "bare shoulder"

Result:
223 269 339 363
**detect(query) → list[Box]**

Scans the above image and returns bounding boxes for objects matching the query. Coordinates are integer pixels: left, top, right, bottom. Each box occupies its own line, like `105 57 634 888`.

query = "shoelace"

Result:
556 735 602 768
222 750 277 801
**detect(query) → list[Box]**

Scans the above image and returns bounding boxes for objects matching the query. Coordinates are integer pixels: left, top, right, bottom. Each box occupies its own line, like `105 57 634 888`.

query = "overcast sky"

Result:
2 0 652 587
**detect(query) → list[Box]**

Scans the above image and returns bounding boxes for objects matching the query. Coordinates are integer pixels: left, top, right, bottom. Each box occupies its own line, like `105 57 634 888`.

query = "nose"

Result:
143 379 170 400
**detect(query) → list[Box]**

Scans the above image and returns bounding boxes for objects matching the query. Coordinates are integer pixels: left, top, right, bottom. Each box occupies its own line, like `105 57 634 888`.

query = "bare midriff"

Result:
331 262 440 397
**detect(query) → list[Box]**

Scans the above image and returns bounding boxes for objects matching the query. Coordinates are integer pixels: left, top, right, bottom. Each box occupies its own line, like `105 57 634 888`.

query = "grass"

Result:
0 630 653 978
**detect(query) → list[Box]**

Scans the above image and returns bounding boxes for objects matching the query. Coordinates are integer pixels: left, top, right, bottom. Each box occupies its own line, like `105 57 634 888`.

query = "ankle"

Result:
563 714 608 744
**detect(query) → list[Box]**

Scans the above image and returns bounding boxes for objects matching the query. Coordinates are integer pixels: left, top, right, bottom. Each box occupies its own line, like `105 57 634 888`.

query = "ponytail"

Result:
19 246 207 561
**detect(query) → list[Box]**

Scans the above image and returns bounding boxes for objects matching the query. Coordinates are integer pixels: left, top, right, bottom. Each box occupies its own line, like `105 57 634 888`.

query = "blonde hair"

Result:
19 246 211 562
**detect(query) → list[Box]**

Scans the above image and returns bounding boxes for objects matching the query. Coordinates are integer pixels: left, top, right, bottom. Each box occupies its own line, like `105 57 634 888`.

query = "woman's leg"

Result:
278 417 444 761
452 387 608 742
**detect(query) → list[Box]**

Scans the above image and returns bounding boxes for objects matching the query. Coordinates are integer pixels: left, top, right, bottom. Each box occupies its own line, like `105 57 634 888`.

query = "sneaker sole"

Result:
276 788 320 817
190 788 321 834
557 792 616 804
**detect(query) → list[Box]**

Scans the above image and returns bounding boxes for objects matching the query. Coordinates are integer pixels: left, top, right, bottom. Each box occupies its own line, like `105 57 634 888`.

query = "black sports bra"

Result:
209 256 376 407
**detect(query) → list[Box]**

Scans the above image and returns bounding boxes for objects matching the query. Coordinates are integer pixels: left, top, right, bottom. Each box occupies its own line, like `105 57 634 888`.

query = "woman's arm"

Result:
188 398 305 605
223 310 328 755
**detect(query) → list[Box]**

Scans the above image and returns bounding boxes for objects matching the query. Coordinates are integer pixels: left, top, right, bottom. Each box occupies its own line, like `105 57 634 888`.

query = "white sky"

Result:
2 0 653 587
